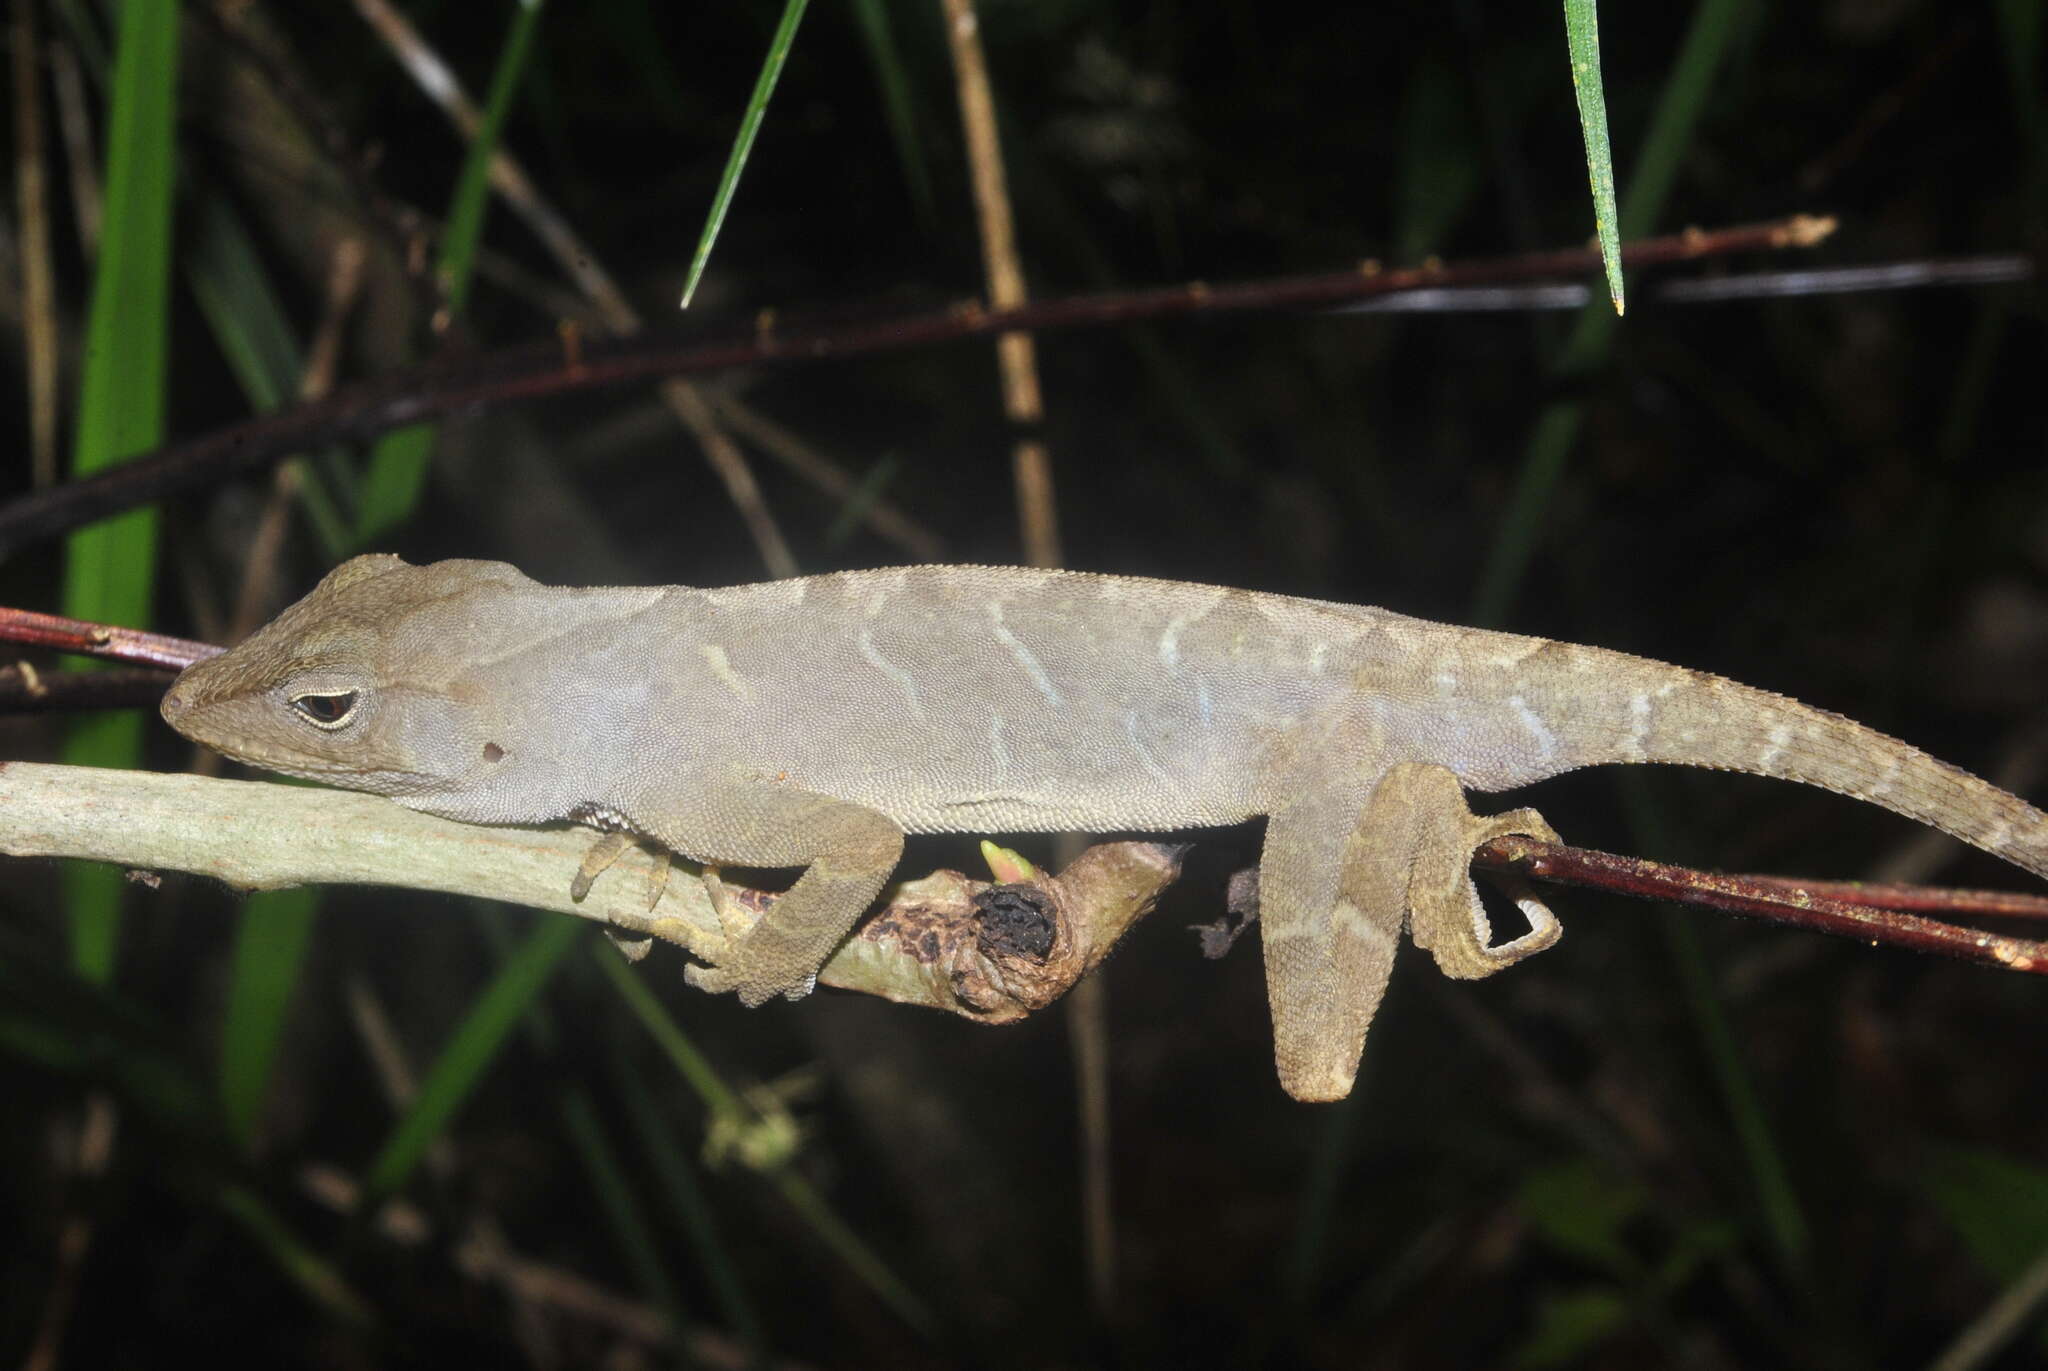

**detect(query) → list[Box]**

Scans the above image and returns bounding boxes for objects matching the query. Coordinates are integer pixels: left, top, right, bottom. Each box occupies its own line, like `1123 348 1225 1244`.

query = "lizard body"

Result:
161 555 2048 1100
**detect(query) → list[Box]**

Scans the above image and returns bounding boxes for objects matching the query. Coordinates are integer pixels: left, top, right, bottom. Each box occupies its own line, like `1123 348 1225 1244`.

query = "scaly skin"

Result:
163 555 2048 1100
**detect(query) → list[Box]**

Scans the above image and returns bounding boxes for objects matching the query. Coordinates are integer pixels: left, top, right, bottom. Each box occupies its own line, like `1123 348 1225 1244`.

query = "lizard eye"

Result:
289 690 360 729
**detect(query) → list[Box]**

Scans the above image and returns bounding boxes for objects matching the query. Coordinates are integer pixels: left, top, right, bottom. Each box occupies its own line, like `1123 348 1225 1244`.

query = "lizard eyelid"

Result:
289 690 361 730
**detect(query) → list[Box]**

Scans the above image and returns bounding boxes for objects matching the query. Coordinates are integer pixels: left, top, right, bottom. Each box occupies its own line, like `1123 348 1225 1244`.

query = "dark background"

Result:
2 1 2045 1366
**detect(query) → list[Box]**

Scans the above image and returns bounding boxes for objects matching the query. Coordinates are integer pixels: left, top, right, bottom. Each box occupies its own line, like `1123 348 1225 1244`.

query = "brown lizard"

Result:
161 555 2048 1100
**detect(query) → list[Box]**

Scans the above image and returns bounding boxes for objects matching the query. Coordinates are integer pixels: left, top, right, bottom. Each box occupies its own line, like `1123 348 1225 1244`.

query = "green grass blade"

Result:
184 194 351 564
1473 0 1754 626
59 0 178 985
438 0 548 316
822 453 902 549
1926 1146 2048 1284
1562 0 1624 313
847 0 936 223
215 1182 376 1325
1992 0 2047 168
0 926 216 1136
1472 403 1585 627
1664 912 1811 1273
1924 1147 2048 1359
357 0 547 545
360 913 582 1207
611 1056 764 1351
354 422 438 546
593 946 934 1335
679 0 812 308
590 943 745 1119
1612 0 1751 248
559 1088 689 1325
1281 1051 1364 1309
1394 60 1481 266
595 0 693 121
218 888 319 1150
1617 771 1810 1278
186 197 301 414
768 1167 937 1337
187 186 372 1149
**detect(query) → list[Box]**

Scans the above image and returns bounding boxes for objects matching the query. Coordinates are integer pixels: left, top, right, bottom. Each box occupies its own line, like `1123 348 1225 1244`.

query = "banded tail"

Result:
1529 641 2048 884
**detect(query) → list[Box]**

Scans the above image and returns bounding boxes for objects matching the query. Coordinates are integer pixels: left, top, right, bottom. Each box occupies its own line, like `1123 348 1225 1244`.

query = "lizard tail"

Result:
1543 644 2048 884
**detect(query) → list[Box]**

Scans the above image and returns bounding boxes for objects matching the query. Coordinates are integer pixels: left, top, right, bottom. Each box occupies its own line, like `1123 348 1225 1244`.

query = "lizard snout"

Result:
159 679 197 729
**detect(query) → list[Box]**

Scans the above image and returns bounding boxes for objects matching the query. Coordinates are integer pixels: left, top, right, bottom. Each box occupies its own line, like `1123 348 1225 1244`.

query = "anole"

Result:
161 555 2048 1101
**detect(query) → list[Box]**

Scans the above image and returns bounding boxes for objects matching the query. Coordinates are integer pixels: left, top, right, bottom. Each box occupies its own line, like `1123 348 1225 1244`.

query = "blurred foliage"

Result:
1 0 2045 1367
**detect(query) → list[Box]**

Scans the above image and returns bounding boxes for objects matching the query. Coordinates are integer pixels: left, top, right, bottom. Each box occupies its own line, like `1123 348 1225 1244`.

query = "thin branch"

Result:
0 762 2039 1078
1798 15 1977 193
940 0 1059 569
1925 1230 2048 1371
0 216 1839 560
0 763 1182 1023
1476 834 2048 974
229 237 368 644
345 0 797 579
0 606 218 670
0 666 173 713
344 0 635 327
47 34 99 258
194 2 444 322
14 0 61 487
657 377 799 579
938 0 1105 1314
702 393 947 560
1334 254 2033 313
296 1163 677 1350
1731 873 2048 922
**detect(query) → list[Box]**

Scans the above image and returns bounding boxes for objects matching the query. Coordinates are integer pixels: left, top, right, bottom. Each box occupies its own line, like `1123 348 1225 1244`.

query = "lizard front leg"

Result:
626 778 905 1007
1258 761 1561 1102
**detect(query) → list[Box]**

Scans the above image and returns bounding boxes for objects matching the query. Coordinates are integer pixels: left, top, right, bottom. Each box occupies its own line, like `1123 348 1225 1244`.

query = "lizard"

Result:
159 554 2048 1102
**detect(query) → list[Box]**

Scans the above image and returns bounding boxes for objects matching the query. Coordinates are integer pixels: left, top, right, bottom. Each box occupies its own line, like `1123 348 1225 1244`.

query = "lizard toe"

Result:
686 960 809 1006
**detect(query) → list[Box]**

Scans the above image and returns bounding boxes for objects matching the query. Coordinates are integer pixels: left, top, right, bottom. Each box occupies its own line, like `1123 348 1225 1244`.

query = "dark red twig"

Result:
0 216 1835 560
1479 835 2048 975
1733 872 2048 921
0 606 220 670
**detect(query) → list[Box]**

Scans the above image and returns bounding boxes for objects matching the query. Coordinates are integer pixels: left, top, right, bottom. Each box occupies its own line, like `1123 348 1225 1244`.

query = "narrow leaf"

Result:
218 889 319 1149
357 0 547 545
848 0 936 222
60 0 178 983
438 0 548 316
680 0 812 307
360 913 582 1206
1562 0 1624 313
1474 0 1755 626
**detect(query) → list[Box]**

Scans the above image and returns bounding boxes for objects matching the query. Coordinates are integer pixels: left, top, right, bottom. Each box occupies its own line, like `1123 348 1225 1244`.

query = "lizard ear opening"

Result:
289 690 361 730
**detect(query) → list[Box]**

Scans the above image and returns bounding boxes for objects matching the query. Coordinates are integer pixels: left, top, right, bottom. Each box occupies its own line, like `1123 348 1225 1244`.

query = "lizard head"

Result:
161 554 538 798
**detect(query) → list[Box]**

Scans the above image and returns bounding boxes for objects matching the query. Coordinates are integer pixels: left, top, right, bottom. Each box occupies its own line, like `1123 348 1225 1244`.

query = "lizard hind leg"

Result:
1370 762 1563 981
1259 761 1562 1103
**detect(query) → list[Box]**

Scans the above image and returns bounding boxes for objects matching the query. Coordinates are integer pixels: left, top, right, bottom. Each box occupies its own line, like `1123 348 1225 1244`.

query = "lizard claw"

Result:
685 961 815 1006
605 928 656 962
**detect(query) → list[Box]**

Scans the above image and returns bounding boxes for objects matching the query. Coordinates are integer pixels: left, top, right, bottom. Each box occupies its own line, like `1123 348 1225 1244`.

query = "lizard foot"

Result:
684 960 817 1006
645 849 674 912
578 831 676 958
698 866 756 942
1372 762 1563 980
570 830 634 902
685 870 812 1003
